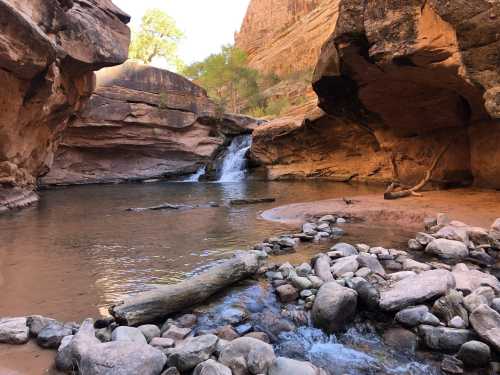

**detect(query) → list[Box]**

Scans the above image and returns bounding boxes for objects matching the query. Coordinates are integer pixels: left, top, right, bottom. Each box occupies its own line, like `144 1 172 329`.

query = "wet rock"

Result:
193 359 232 375
425 218 438 231
55 335 74 370
426 239 469 260
418 325 477 352
37 322 73 349
94 317 115 329
219 337 276 375
464 287 495 312
27 315 58 337
220 307 248 325
177 314 198 328
330 227 345 239
0 317 29 345
379 269 455 311
452 264 500 294
312 282 358 333
151 337 175 349
168 334 219 371
217 325 240 341
111 326 147 345
331 256 359 277
269 357 327 375
139 324 161 343
162 325 192 341
349 277 379 311
383 327 418 353
235 324 253 336
457 340 491 368
330 243 358 257
469 304 500 351
244 332 270 343
357 254 385 275
467 227 491 246
313 254 334 282
432 290 469 327
396 305 440 327
441 355 464 374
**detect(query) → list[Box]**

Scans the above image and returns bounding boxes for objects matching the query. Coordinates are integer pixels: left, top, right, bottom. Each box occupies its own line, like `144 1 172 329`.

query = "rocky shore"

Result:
1 209 500 374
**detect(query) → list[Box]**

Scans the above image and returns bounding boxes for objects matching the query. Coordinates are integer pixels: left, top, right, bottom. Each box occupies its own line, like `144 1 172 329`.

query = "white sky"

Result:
113 0 251 67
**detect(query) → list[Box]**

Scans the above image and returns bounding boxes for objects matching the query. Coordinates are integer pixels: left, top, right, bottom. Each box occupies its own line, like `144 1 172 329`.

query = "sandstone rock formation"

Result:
251 0 500 189
0 0 130 209
43 61 258 185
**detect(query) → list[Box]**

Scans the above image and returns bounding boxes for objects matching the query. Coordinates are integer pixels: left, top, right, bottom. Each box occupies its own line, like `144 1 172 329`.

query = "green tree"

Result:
183 45 262 114
129 8 184 70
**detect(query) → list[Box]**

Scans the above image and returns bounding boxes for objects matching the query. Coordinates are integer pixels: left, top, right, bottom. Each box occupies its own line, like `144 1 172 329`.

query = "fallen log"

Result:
110 252 264 326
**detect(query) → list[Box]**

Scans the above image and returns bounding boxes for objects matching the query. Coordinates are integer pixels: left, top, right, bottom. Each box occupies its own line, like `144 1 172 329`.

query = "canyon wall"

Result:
0 0 130 209
42 61 258 185
251 0 500 189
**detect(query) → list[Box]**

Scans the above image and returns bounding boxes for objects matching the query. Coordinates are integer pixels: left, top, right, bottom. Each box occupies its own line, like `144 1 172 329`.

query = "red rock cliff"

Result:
0 0 130 210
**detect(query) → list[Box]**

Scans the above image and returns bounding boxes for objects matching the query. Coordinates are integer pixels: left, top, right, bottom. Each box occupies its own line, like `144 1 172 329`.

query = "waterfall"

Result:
184 166 206 182
218 134 252 182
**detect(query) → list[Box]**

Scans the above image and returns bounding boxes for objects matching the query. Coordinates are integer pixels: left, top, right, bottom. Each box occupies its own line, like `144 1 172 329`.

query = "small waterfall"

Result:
218 134 252 182
184 166 206 182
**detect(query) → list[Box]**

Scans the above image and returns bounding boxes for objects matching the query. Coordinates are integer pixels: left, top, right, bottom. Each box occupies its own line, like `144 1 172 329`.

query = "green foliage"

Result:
246 97 290 118
183 45 263 114
129 8 184 70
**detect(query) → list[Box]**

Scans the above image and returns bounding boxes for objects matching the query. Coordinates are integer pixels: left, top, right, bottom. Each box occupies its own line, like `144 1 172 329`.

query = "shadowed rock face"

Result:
251 0 500 188
0 0 130 209
42 61 258 185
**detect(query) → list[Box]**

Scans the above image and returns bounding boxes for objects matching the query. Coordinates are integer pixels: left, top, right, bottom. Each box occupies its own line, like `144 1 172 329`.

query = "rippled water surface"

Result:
0 180 417 321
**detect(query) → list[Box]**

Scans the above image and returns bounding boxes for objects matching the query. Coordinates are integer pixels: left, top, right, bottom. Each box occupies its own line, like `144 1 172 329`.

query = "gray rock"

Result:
432 290 469 328
416 232 435 246
441 355 464 374
434 226 469 244
138 324 161 343
193 359 232 375
163 325 192 341
276 284 299 303
150 337 175 349
467 227 491 246
355 267 371 278
436 213 451 226
313 254 334 283
308 275 324 289
312 282 358 333
219 337 276 375
318 215 336 223
0 317 29 345
279 262 294 279
27 315 58 337
296 263 312 277
337 217 347 224
290 275 313 290
449 316 466 329
396 305 440 327
389 271 416 281
168 334 219 371
356 244 370 252
112 326 148 345
269 357 327 375
401 258 431 272
408 239 423 250
331 256 359 277
302 223 317 236
464 287 495 312
162 368 181 375
380 269 455 311
54 335 74 371
357 254 385 275
426 239 469 260
452 264 500 294
330 227 345 239
469 304 500 351
330 243 358 257
418 325 477 352
349 277 379 311
457 340 491 368
266 271 284 281
383 328 418 353
37 322 73 349
491 298 500 314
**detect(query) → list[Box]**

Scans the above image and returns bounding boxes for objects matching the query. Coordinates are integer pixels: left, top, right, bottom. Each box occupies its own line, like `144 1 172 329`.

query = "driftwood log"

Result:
384 142 452 200
110 252 263 326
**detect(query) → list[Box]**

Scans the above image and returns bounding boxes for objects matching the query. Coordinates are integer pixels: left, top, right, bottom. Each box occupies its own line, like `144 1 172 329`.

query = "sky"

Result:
113 0 251 68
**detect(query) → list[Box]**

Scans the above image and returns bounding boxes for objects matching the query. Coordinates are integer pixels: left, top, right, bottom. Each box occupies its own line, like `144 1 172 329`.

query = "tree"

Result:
129 8 184 70
183 45 262 114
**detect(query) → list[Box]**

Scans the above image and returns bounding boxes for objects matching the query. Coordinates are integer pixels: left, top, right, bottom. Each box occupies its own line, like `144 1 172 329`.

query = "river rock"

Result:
269 357 327 375
408 239 423 250
396 305 440 327
389 271 416 281
296 263 312 277
491 298 500 314
168 334 219 371
357 254 385 275
312 282 358 333
0 317 29 345
331 256 359 277
449 316 467 329
193 359 232 375
151 337 175 349
469 304 500 351
279 262 294 279
418 325 477 352
349 277 379 311
27 315 58 337
55 335 74 370
37 322 73 349
380 269 455 311
441 355 464 374
308 275 324 289
452 264 500 294
302 223 317 236
434 226 469 243
432 290 469 327
163 326 193 341
112 326 148 345
457 340 491 368
416 232 435 246
383 328 418 353
400 258 431 272
464 287 495 312
330 243 358 257
162 368 181 375
244 332 270 343
219 337 276 375
313 254 334 282
290 275 313 290
426 239 469 259
138 324 161 343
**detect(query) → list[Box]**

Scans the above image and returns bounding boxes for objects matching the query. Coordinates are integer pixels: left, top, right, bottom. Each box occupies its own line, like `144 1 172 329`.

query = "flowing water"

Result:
218 134 252 182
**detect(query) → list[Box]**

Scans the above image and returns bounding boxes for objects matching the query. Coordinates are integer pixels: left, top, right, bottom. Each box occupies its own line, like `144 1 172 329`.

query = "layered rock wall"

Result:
42 61 258 185
251 0 500 189
0 0 130 209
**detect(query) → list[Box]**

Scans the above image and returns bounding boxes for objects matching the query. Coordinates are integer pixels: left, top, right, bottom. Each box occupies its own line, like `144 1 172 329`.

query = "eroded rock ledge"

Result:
0 0 130 208
42 61 259 185
251 0 500 189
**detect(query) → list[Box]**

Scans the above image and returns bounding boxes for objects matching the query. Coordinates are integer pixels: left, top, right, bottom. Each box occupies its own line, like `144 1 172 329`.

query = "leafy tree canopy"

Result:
129 8 184 71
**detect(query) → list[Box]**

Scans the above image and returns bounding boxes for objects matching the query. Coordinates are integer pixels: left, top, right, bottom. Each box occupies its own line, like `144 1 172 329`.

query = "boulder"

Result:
400 258 431 272
55 335 74 371
313 254 334 282
416 232 435 246
441 355 464 374
349 277 379 311
425 239 469 260
219 337 276 375
491 298 500 314
163 325 192 341
356 254 385 275
296 263 312 276
111 326 148 345
469 304 500 351
168 334 219 371
276 284 299 303
27 315 58 337
331 256 359 277
193 359 232 375
0 317 29 345
418 325 477 352
464 287 495 312
383 328 418 353
434 226 469 244
269 357 327 375
396 305 440 327
452 264 500 294
408 239 423 250
150 337 175 349
138 324 161 343
311 282 358 333
37 322 74 349
388 271 416 282
330 243 358 257
457 340 491 368
449 316 466 329
432 290 469 327
380 269 455 311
